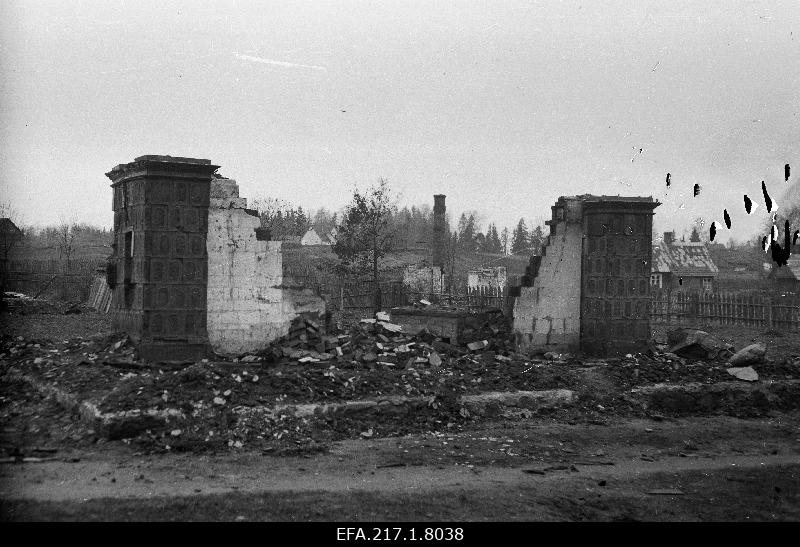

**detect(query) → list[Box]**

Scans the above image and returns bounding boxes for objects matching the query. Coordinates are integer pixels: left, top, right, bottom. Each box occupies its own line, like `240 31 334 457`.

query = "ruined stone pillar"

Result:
106 155 218 361
512 195 659 357
432 194 446 269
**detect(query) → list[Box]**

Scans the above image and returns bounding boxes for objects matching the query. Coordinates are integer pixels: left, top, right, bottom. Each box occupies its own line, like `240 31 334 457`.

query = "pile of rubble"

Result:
251 309 516 369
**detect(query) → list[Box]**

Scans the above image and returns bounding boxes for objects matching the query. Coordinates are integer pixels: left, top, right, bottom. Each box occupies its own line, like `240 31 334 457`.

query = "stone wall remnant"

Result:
107 156 325 360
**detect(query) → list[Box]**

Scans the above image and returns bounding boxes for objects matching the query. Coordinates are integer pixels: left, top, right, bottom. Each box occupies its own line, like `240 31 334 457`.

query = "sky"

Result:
1 0 798 243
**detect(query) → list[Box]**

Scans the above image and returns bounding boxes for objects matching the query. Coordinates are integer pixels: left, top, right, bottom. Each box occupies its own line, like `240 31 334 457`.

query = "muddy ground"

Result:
1 307 800 521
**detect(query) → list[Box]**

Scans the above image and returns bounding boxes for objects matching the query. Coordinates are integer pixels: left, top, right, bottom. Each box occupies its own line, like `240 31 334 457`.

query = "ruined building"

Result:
106 155 324 360
402 194 447 297
512 195 659 356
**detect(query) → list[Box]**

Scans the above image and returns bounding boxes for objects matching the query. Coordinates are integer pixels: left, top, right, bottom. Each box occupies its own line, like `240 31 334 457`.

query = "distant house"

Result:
0 218 23 260
651 232 718 291
768 257 800 292
300 227 335 246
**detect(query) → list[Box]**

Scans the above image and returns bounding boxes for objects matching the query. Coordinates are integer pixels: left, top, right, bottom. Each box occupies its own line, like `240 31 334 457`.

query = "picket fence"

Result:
650 289 800 330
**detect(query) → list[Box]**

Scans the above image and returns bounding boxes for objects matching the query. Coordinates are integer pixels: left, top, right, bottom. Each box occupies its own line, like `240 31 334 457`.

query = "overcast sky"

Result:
1 0 798 243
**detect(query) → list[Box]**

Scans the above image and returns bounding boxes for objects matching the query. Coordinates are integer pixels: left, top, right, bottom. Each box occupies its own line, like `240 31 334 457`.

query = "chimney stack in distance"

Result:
432 195 446 268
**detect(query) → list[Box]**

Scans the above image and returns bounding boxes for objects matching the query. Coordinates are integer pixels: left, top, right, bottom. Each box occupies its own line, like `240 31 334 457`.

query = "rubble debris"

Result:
467 340 488 352
378 322 402 334
667 328 733 360
728 344 767 366
726 366 759 382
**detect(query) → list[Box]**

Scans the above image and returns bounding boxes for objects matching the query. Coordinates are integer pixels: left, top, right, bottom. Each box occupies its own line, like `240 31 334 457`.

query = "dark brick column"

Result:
579 197 660 356
106 155 219 361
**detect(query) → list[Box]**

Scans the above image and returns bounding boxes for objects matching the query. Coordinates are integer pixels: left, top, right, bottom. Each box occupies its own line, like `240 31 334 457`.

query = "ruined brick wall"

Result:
467 267 507 290
205 177 325 356
402 265 443 296
206 178 287 355
512 195 658 356
513 199 583 352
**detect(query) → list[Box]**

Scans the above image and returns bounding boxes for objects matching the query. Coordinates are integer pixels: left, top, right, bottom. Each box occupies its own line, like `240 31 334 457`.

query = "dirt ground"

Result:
2 307 800 521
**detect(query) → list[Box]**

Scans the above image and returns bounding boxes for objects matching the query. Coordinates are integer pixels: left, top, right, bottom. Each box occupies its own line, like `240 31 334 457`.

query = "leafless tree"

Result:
55 216 82 269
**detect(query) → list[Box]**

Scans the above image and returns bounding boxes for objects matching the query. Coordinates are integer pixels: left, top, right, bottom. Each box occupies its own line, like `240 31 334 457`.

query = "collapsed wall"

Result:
206 176 326 356
513 198 584 352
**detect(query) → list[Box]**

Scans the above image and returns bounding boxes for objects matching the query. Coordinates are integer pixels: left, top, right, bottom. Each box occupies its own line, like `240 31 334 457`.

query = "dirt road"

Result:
2 414 799 521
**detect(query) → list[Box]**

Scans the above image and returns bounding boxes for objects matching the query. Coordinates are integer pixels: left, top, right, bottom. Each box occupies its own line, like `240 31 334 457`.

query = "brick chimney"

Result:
432 195 446 268
663 231 674 245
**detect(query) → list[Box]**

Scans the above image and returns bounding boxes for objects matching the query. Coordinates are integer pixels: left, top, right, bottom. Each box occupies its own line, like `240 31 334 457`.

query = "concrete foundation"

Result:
390 307 489 343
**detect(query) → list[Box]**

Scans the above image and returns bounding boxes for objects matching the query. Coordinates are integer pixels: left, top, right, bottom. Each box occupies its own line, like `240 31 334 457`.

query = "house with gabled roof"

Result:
0 218 23 261
768 256 800 292
651 231 718 291
300 226 334 246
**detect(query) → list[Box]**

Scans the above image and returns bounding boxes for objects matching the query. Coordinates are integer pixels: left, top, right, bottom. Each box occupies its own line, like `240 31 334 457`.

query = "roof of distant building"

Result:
652 240 719 277
769 256 800 281
0 218 22 235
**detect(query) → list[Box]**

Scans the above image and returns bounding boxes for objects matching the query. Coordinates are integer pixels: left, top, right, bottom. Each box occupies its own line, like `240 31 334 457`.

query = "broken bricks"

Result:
467 340 488 352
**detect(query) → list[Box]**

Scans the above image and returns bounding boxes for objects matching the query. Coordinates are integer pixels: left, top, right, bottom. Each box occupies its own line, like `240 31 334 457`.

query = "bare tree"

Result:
55 217 82 269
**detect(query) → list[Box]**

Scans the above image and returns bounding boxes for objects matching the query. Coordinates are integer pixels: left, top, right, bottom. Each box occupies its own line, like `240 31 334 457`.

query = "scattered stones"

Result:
728 344 767 366
668 328 733 360
467 340 488 352
726 366 759 382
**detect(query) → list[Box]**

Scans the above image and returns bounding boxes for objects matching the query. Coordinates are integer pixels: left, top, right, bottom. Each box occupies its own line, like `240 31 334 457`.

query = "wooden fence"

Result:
0 258 104 302
651 289 800 330
323 280 509 312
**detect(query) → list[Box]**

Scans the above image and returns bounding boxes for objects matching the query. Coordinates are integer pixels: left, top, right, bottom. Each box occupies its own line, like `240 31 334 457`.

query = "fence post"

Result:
767 295 773 329
666 290 671 326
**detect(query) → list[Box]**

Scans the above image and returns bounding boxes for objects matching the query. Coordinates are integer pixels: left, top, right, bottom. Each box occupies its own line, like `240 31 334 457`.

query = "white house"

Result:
300 227 333 246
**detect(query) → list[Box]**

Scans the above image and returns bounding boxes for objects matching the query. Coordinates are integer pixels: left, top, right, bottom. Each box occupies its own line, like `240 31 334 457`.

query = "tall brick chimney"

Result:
432 194 446 268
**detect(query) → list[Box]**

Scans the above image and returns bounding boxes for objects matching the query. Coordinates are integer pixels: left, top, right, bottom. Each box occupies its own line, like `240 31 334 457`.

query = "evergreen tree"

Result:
457 212 478 253
511 218 529 254
484 223 502 254
529 225 545 253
